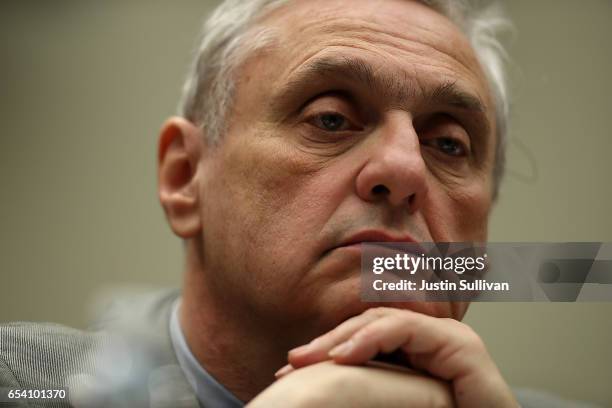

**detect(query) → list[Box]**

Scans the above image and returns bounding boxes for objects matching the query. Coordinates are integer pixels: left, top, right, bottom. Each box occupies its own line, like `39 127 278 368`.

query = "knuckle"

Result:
356 324 379 342
459 324 486 350
364 306 388 318
442 318 486 350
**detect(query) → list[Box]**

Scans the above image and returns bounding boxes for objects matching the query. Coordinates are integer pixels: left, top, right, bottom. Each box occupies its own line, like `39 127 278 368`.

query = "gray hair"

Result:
179 0 511 199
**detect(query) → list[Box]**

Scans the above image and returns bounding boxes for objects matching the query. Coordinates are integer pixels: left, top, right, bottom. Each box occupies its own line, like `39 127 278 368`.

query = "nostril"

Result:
371 184 390 196
407 193 416 206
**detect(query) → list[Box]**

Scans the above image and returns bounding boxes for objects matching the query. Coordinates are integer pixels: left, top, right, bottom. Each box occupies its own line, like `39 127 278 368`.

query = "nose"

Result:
355 112 428 212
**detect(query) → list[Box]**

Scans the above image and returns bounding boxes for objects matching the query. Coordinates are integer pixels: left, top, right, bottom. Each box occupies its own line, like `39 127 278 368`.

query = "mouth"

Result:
328 229 425 255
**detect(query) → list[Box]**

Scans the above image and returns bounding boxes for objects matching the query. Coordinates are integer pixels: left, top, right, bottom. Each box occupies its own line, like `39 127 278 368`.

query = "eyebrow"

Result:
272 55 490 129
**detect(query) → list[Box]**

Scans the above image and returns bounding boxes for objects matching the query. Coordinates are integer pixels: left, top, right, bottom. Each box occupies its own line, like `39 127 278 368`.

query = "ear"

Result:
157 116 204 239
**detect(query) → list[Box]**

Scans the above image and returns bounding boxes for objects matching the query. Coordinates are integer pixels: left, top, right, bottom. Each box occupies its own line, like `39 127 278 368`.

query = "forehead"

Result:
254 0 493 113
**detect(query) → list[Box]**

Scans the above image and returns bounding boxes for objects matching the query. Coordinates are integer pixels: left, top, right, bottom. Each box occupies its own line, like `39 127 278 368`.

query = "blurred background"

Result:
1 0 611 405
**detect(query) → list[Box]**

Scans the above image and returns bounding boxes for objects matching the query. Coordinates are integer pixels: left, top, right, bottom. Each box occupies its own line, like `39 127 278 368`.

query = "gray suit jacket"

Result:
0 289 602 408
0 289 199 408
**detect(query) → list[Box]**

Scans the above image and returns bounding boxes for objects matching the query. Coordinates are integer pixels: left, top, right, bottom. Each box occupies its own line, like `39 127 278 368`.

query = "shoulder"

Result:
0 321 105 390
0 288 180 390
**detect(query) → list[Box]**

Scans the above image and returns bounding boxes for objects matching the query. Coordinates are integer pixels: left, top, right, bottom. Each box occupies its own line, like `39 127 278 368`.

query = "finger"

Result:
325 310 517 407
287 307 386 368
328 313 421 363
274 364 295 378
330 312 492 382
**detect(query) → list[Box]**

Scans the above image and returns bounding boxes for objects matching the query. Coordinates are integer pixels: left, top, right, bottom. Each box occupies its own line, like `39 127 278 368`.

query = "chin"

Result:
384 301 468 320
341 300 465 321
315 286 466 336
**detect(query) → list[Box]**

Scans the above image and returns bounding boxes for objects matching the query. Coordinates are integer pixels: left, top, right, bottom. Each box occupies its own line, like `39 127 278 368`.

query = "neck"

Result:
179 243 296 402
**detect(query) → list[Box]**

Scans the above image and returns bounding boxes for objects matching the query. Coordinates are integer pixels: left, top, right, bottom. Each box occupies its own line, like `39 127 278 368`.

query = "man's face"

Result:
196 0 496 338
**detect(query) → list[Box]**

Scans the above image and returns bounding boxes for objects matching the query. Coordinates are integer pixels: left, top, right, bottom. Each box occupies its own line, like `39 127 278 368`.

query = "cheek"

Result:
201 133 340 279
199 133 362 323
229 140 324 238
425 180 492 242
450 185 491 241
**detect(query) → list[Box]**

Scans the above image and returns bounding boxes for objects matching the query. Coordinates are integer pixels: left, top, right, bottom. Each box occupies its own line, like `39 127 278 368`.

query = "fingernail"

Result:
329 339 354 358
288 343 311 356
274 364 293 378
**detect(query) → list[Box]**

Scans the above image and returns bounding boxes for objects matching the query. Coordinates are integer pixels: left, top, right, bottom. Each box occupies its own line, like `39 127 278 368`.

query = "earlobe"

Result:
157 116 204 238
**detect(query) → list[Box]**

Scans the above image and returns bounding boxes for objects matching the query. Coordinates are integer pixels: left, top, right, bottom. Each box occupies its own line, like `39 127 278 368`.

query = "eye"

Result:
311 112 351 132
429 137 467 157
415 114 472 160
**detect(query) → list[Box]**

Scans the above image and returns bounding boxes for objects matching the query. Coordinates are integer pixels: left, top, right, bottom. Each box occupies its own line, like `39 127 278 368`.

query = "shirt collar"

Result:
169 299 244 408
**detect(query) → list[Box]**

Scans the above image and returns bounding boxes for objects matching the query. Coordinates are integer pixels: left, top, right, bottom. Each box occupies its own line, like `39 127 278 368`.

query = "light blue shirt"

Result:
169 299 244 408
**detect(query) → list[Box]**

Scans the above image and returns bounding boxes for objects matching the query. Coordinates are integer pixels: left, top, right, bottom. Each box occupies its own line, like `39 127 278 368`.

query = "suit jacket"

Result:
0 289 199 408
0 289 602 408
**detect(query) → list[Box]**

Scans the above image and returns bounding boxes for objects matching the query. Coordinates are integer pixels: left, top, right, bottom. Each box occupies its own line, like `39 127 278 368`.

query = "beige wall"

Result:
1 1 610 405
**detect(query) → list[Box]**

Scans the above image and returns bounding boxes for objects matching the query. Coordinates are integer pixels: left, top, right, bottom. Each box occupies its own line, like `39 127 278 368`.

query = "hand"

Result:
283 307 518 408
249 360 454 408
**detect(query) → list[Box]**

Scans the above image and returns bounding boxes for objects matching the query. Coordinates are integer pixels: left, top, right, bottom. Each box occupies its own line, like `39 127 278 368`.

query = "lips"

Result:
331 229 425 254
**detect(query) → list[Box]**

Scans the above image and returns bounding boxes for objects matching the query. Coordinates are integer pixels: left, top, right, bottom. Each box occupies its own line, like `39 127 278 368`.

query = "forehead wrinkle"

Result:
299 55 415 104
258 4 494 130
430 80 485 112
278 54 488 117
284 15 483 86
269 24 491 115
